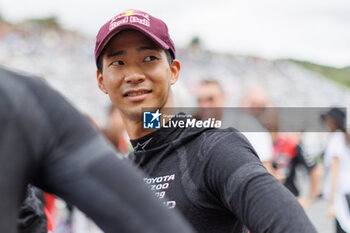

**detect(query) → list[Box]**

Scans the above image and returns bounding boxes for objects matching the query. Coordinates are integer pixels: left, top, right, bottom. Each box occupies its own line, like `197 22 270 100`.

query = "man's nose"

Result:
124 67 146 84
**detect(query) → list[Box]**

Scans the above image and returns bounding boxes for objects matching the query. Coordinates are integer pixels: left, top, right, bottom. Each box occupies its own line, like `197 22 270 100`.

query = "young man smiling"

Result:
95 9 317 233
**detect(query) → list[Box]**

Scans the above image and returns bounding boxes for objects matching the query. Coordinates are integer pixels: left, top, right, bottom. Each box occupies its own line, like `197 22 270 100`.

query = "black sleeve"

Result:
204 131 317 233
17 186 47 233
295 144 316 173
0 69 194 233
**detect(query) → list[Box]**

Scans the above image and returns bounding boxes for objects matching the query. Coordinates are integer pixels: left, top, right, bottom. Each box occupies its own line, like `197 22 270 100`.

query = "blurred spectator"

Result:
240 86 268 118
272 132 322 208
321 107 350 233
241 87 322 208
237 86 275 173
196 79 274 173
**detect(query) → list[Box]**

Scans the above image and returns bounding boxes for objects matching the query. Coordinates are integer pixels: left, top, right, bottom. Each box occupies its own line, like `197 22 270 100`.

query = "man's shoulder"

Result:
0 67 50 104
0 67 45 87
197 127 249 144
182 127 254 157
0 68 44 115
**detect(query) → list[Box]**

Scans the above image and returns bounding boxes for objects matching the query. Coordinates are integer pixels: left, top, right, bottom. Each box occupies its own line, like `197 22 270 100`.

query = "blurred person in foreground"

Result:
321 107 350 233
95 9 317 233
196 80 274 173
0 67 194 233
66 109 130 233
101 104 130 155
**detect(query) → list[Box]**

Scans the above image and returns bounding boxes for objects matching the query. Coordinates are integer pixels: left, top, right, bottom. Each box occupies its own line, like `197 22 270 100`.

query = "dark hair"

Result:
165 49 174 66
323 108 350 145
97 49 174 73
97 55 103 73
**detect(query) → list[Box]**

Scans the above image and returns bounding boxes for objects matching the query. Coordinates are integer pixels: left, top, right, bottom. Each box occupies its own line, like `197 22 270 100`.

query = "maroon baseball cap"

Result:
95 9 176 66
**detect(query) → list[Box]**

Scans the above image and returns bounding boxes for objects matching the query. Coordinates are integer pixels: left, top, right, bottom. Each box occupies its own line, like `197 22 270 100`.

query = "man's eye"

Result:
112 60 124 66
144 56 157 62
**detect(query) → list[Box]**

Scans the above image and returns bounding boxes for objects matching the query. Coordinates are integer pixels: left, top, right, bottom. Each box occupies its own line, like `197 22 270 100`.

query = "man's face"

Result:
197 82 225 120
197 83 225 108
97 30 179 120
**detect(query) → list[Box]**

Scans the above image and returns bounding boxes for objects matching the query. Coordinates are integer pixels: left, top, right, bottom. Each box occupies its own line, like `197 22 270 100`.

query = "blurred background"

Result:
1 0 349 232
1 0 349 124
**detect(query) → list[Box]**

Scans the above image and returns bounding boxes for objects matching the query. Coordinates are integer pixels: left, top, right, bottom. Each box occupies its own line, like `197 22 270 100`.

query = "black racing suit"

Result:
130 115 317 233
0 68 194 233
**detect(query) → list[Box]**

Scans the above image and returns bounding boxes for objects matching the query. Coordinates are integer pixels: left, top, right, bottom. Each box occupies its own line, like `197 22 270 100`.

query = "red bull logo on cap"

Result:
112 10 149 21
109 10 150 31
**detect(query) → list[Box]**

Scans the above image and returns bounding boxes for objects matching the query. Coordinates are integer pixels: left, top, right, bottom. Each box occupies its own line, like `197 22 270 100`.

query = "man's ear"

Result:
170 59 180 85
96 70 108 94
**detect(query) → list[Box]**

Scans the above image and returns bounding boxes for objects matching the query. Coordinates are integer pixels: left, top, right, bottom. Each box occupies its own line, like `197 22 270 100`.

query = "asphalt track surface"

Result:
298 169 333 233
306 198 333 233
